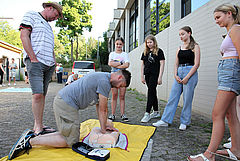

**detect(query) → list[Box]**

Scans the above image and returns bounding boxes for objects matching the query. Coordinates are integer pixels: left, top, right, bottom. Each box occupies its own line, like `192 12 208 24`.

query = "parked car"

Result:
72 61 95 78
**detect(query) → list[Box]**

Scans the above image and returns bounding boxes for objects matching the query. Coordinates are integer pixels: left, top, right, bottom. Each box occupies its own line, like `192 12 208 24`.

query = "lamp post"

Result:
86 39 88 60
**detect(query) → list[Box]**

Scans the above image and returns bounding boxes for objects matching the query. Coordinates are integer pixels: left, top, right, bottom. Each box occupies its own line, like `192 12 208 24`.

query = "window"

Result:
129 0 139 51
144 0 170 38
182 0 210 18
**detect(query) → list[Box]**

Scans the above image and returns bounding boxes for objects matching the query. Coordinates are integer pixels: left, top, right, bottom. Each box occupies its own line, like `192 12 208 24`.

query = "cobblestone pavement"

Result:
0 81 230 160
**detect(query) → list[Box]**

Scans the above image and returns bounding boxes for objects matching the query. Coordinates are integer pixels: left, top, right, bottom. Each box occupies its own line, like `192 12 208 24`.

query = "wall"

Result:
128 0 240 117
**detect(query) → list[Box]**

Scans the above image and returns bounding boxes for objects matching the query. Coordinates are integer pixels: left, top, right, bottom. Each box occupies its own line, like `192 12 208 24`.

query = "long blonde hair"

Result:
214 3 240 24
180 26 197 50
144 35 159 56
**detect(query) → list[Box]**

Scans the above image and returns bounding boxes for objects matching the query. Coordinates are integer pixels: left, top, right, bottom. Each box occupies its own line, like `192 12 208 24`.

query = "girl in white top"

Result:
108 37 130 122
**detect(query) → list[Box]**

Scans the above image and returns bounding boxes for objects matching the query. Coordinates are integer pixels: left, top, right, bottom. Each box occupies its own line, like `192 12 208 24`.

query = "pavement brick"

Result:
0 81 230 160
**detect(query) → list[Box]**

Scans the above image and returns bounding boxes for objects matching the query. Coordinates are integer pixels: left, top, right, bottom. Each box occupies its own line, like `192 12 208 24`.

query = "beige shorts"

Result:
53 95 80 147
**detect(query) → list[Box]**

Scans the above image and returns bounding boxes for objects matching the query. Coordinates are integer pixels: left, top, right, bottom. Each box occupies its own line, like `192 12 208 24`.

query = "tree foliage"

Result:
56 0 92 62
150 1 170 35
99 32 109 65
0 21 22 48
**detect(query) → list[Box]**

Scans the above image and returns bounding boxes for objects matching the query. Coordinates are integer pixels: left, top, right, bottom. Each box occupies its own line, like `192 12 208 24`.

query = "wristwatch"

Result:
120 61 123 65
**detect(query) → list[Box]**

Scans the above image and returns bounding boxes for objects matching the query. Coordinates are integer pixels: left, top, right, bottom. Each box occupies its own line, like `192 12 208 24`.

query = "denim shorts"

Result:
25 58 55 95
218 59 240 95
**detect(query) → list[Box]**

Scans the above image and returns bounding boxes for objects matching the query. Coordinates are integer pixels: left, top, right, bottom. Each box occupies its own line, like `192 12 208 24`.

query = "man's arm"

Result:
20 29 38 62
96 94 108 134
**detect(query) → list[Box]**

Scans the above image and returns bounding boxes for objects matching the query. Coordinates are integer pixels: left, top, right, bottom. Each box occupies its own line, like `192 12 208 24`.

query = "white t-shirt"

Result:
66 74 75 84
108 52 130 72
9 63 17 72
20 11 55 66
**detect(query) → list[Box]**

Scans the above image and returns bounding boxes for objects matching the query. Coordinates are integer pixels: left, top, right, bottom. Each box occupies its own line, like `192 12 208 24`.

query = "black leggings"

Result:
57 72 62 83
0 71 3 85
145 74 159 113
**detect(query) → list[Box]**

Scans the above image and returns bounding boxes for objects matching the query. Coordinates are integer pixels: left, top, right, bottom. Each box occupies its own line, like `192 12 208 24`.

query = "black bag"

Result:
72 142 110 161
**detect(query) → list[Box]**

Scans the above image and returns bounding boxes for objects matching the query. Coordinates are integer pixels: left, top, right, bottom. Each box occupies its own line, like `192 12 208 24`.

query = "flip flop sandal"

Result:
187 153 210 161
36 130 56 136
43 126 56 132
216 149 240 160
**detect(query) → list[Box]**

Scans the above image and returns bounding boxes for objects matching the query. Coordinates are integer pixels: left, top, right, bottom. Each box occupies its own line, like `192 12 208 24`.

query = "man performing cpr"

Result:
8 70 131 160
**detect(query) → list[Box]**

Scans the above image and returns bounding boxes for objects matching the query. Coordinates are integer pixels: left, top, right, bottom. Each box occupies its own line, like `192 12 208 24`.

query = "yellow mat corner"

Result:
1 119 155 161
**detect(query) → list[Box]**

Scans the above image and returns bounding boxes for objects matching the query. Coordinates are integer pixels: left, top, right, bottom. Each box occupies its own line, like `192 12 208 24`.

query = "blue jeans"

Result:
161 66 198 125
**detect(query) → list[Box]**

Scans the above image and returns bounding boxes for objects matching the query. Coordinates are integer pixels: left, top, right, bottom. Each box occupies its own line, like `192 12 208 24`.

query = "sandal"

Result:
36 130 56 136
187 153 210 161
34 126 56 136
216 149 240 160
43 126 56 132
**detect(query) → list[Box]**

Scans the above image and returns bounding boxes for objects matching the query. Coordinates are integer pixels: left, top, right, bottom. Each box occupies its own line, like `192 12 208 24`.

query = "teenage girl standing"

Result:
188 4 240 161
153 26 200 131
108 37 130 122
140 35 165 123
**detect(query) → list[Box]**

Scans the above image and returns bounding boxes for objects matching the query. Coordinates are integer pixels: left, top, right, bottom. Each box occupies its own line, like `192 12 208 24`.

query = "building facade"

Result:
107 0 240 117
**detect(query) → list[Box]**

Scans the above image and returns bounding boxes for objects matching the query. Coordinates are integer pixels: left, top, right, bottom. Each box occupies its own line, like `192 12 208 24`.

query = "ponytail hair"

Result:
180 26 197 50
214 3 240 24
144 34 159 56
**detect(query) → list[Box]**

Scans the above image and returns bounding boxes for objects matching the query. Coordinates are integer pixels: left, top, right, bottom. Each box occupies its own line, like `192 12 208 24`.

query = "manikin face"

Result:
214 11 231 28
115 40 124 52
146 39 154 50
179 30 190 42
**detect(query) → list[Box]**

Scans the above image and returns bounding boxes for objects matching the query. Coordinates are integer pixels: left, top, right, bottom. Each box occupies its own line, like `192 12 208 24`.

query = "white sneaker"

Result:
228 137 231 141
141 112 151 123
179 124 187 130
0 85 2 87
150 111 161 119
152 120 168 127
8 83 10 86
223 141 232 149
14 83 16 86
2 84 6 87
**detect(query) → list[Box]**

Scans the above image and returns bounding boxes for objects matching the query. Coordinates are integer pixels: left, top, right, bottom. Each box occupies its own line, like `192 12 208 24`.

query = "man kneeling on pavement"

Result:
8 70 131 160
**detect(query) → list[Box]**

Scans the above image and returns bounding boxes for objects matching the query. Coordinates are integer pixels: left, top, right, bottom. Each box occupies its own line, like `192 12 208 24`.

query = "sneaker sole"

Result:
8 129 32 160
150 116 161 119
152 124 168 127
141 119 150 123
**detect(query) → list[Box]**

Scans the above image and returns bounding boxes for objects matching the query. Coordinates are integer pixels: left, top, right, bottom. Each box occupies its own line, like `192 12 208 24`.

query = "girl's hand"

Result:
141 77 146 84
174 75 182 83
157 78 162 85
182 77 189 84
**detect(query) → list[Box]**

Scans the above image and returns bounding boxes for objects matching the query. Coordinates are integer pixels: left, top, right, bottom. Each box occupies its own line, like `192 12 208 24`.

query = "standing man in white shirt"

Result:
8 58 18 86
19 1 63 135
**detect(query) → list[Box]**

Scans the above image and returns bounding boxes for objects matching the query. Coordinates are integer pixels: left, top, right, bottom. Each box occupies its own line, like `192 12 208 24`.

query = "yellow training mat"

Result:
1 119 156 161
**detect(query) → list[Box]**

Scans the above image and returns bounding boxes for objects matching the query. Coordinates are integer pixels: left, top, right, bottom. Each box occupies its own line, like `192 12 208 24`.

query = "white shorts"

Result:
9 70 16 78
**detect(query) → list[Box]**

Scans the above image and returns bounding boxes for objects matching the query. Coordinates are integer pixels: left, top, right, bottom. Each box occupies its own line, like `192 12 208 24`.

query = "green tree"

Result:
0 21 22 48
99 32 109 65
86 37 97 59
56 0 92 62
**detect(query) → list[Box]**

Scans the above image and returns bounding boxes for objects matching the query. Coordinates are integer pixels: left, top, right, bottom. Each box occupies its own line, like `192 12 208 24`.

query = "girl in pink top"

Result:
188 3 240 161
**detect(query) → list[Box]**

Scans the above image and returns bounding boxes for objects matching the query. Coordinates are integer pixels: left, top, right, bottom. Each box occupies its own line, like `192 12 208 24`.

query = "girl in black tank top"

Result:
178 48 195 65
153 26 200 132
